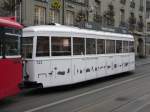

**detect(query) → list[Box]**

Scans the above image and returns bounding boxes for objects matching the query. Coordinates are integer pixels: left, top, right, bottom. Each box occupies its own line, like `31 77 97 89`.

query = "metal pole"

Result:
86 0 89 22
15 0 17 19
144 0 147 57
20 0 22 23
62 0 65 25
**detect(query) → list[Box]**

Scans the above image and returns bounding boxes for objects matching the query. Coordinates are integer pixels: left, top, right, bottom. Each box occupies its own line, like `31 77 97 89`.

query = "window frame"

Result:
97 39 105 54
73 37 85 56
4 35 21 57
116 40 123 53
51 36 71 57
123 41 129 53
86 38 96 55
21 36 34 59
106 39 116 54
36 36 50 57
129 41 134 52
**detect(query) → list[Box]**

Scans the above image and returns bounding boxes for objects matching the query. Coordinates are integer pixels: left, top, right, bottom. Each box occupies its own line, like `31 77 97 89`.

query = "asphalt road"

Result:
1 63 150 112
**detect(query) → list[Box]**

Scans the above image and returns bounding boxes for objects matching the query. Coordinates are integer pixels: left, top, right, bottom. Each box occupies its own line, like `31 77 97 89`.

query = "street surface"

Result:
0 58 150 112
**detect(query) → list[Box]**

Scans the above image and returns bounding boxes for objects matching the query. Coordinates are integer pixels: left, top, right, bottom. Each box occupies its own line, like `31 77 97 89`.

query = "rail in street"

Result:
0 59 150 112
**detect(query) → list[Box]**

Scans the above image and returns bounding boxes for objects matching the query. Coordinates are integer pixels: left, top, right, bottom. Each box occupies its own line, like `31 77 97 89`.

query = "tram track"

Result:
70 77 150 112
24 64 150 112
110 92 150 112
1 63 150 112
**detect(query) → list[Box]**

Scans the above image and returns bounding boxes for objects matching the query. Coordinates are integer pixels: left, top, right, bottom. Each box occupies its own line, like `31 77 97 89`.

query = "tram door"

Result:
129 54 135 71
85 38 97 80
96 57 106 78
114 56 122 74
72 59 85 83
106 56 114 76
105 40 115 76
122 55 129 72
51 59 72 85
122 41 129 72
85 58 97 80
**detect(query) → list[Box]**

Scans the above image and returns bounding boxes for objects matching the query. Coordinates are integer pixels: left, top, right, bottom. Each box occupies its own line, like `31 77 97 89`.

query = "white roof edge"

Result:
23 25 133 38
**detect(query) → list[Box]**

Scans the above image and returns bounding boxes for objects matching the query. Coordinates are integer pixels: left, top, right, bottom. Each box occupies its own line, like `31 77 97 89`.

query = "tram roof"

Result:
0 17 23 29
23 25 133 39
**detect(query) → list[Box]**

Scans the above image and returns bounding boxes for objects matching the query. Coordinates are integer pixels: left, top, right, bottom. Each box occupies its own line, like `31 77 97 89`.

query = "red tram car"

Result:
0 17 23 99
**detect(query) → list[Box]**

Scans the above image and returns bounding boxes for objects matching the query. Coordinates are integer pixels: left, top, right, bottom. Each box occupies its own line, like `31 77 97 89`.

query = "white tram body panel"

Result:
22 25 135 88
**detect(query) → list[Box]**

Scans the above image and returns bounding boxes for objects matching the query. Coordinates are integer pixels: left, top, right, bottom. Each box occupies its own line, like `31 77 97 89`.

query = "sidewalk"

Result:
135 56 150 66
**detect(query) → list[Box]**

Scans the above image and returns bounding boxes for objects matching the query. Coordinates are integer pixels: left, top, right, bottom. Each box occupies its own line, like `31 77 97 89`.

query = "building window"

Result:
35 0 49 2
95 0 101 14
120 9 125 26
34 6 46 25
123 41 129 53
116 40 122 53
51 9 60 23
146 1 150 18
72 0 86 4
106 40 115 54
120 0 126 4
97 39 105 54
65 11 74 25
137 16 144 32
86 38 96 54
36 37 49 57
94 1 101 23
139 0 143 11
75 10 86 23
103 4 115 26
73 37 85 55
51 37 71 56
130 0 135 8
129 12 136 31
147 23 150 32
129 41 134 52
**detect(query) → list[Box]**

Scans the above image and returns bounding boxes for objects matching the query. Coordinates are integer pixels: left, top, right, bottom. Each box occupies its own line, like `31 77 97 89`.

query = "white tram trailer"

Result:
21 24 135 88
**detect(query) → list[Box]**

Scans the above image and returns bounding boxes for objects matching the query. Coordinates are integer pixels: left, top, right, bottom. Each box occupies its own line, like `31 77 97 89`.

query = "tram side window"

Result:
116 40 122 53
0 38 2 56
123 41 129 53
97 39 105 54
36 37 49 57
129 41 134 52
106 40 115 54
86 38 96 54
73 37 85 55
21 37 33 58
5 36 20 56
51 37 71 56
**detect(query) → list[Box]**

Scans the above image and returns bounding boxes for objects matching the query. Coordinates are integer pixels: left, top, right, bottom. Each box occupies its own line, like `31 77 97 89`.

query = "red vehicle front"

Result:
0 17 23 99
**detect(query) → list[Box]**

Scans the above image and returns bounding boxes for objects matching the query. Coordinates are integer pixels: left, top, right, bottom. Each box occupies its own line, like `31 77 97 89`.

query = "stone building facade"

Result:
88 0 146 57
0 0 146 57
21 0 88 26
